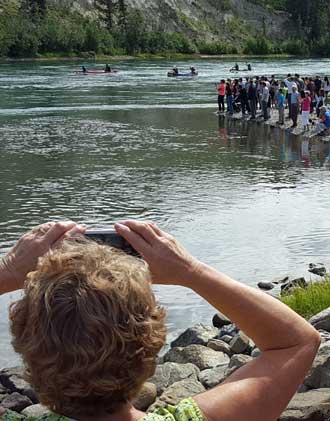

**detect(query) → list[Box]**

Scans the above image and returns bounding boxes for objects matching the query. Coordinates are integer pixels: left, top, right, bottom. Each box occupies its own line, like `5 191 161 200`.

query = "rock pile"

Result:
257 263 328 294
2 310 330 420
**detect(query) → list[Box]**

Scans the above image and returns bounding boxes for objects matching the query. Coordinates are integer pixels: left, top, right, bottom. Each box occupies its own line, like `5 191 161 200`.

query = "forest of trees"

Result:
0 0 330 58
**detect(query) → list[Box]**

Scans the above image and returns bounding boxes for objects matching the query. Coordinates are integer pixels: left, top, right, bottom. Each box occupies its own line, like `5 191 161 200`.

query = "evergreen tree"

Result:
95 0 115 29
94 0 127 30
22 0 46 17
117 0 127 30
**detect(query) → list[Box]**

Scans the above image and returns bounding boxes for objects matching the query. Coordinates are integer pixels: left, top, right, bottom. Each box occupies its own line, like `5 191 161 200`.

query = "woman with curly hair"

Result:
0 220 321 421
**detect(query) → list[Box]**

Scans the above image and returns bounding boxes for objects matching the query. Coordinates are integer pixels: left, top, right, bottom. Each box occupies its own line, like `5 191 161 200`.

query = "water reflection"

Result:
217 115 330 169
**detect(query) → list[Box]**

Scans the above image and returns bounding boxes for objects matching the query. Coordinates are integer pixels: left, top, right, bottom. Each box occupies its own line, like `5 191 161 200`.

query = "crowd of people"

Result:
216 74 330 133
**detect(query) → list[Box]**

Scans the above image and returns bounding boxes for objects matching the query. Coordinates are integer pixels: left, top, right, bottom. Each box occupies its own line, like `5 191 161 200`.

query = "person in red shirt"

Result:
216 79 226 112
301 91 311 131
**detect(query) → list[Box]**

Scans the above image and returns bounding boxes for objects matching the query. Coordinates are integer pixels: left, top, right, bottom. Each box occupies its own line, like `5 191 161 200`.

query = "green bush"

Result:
198 41 227 55
7 15 40 57
313 37 330 57
282 278 330 319
244 35 273 55
281 38 308 55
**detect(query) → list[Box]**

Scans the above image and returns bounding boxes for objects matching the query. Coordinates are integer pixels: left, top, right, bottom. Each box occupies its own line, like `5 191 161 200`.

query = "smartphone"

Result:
84 229 140 257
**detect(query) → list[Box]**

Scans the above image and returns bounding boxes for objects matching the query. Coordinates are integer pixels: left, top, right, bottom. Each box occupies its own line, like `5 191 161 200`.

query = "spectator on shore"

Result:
290 85 300 128
316 89 325 117
261 81 270 121
226 81 234 115
216 79 226 113
247 79 257 120
239 83 249 116
318 106 330 133
314 75 322 94
301 90 311 131
323 76 330 104
284 74 294 118
277 88 285 125
295 73 304 92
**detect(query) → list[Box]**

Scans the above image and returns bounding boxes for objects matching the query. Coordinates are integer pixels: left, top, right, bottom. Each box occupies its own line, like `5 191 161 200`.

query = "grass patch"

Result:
282 277 330 319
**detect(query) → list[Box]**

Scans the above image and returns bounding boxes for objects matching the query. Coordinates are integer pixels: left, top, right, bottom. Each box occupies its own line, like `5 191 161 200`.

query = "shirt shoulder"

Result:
141 398 204 421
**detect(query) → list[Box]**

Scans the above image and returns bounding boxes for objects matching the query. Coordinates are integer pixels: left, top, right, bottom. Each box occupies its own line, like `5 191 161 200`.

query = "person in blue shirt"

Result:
277 88 285 125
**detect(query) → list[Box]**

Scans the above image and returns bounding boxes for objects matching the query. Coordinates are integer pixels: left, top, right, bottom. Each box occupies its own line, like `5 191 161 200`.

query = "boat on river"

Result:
167 71 198 77
75 70 119 75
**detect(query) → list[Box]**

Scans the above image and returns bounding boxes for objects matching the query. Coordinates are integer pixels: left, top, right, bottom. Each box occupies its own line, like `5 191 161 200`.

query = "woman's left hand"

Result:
0 221 85 294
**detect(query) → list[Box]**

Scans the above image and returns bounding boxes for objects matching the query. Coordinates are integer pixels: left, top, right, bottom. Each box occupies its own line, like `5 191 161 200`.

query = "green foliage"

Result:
313 37 330 57
121 10 146 54
281 38 309 56
282 278 330 319
1 0 330 57
244 36 273 55
198 41 228 55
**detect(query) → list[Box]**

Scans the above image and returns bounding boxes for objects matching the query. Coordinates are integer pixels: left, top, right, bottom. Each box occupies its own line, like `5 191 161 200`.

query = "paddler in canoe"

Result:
190 66 197 75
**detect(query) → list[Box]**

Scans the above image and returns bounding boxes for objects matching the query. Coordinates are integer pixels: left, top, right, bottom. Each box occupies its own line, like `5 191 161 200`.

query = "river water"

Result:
0 58 330 366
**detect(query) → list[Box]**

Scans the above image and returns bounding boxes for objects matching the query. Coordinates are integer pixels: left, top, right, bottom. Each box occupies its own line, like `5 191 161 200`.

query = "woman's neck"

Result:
77 404 145 421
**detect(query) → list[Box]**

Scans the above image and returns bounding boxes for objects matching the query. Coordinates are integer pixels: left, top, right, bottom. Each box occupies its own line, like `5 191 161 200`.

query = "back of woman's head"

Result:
9 239 166 418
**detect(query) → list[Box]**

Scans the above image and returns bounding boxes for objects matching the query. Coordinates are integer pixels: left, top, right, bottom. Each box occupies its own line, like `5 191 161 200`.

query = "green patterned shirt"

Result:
3 398 204 421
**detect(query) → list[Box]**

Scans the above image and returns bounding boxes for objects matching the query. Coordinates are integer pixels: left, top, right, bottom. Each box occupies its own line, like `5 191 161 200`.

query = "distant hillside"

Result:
1 0 329 58
125 0 290 41
62 0 290 43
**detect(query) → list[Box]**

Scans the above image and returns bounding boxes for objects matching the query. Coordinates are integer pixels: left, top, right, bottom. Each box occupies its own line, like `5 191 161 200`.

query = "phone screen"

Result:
84 229 140 257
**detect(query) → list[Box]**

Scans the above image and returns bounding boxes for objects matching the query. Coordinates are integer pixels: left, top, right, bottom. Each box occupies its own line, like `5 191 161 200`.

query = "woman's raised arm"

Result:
115 220 321 421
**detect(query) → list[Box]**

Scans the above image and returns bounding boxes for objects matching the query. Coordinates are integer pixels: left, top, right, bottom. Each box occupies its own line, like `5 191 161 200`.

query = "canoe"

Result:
75 70 118 75
167 71 198 77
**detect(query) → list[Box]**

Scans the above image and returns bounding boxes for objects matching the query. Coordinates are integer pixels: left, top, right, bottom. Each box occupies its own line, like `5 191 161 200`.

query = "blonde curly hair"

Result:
9 239 166 418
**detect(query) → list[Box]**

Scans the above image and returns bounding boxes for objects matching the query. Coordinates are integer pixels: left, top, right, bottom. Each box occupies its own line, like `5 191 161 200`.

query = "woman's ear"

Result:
0 406 5 416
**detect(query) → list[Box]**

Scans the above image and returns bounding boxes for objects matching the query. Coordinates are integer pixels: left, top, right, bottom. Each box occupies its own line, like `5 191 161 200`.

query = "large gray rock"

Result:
149 378 205 411
212 312 231 328
318 330 330 343
132 382 157 411
221 335 233 344
279 389 330 420
219 324 239 339
281 278 307 294
198 364 227 389
171 324 219 348
148 362 200 395
22 404 51 417
309 308 330 333
230 332 251 354
0 367 24 380
207 339 233 356
304 342 330 389
0 367 37 402
164 345 230 371
0 383 8 394
258 281 275 290
308 263 327 277
1 392 32 412
226 354 253 377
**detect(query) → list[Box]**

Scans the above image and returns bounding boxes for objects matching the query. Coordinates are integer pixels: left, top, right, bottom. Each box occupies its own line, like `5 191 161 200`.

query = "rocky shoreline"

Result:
1 263 329 419
2 304 330 420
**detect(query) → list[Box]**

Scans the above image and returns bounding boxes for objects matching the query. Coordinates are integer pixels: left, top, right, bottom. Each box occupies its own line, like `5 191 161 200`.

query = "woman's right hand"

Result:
114 220 201 286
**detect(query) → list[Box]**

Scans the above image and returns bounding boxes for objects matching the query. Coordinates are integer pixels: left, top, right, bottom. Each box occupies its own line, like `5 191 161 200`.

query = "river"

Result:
0 57 330 366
